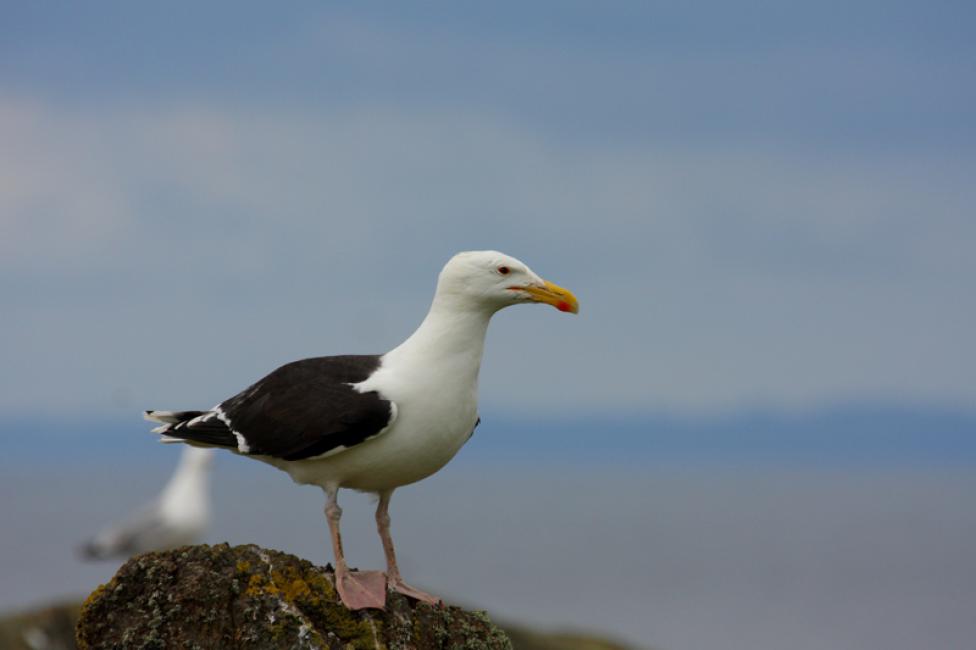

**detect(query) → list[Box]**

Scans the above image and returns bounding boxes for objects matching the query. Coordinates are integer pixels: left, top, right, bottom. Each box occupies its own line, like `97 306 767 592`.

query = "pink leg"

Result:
376 490 442 606
325 487 386 610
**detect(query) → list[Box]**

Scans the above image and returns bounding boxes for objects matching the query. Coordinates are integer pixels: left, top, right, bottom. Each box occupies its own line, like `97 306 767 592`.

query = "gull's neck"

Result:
385 293 495 383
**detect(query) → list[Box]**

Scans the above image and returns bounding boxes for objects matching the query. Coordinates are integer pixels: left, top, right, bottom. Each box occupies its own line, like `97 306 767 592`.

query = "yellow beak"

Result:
516 280 580 314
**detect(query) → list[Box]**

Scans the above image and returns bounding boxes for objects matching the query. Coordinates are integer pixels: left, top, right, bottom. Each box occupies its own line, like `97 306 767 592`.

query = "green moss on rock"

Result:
76 543 512 650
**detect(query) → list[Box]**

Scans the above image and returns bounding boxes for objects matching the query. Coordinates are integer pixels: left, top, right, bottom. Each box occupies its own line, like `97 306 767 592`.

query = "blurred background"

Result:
2 2 974 649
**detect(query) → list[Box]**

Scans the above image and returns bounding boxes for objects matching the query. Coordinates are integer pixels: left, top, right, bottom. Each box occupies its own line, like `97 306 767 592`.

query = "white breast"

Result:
270 291 494 493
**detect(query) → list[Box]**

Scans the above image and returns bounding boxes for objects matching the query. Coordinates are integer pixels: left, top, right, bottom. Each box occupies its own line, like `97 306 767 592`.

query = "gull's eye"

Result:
497 266 511 275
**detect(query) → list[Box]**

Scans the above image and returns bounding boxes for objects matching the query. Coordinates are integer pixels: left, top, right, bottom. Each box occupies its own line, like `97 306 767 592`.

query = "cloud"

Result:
0 100 132 271
1 96 974 415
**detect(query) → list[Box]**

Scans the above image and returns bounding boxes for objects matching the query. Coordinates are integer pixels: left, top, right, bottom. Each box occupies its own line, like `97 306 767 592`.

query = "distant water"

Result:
2 454 975 650
6 406 976 466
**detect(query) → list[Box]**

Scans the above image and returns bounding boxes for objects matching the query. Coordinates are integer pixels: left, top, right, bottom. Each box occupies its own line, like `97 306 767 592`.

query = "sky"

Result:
2 1 975 419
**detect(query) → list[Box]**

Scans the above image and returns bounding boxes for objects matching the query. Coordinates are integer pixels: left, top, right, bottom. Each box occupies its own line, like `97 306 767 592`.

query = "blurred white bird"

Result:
79 446 213 560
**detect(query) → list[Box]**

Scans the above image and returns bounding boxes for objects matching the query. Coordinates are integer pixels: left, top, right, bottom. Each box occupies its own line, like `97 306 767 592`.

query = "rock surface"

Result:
76 543 512 649
0 600 636 650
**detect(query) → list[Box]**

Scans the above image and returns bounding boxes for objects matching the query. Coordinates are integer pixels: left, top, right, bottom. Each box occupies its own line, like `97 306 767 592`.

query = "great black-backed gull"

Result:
146 250 578 609
79 446 213 560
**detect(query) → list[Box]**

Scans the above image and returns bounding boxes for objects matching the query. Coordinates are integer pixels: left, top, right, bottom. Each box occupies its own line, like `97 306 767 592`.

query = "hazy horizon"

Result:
5 404 975 467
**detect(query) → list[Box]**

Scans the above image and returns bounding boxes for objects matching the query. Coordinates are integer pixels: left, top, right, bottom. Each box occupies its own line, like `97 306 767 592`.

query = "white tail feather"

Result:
144 410 182 424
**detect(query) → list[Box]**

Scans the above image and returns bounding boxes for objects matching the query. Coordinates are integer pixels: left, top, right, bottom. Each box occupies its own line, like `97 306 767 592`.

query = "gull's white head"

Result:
434 250 579 314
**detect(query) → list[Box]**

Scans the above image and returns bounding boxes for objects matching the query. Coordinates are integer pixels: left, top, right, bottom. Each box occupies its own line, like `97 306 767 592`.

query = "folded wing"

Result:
148 355 396 461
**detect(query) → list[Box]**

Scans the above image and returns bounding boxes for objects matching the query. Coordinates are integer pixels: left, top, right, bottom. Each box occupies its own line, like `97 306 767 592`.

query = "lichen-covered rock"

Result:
76 543 512 650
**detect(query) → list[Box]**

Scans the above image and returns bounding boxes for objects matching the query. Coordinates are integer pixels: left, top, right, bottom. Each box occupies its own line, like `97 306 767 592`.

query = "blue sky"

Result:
2 1 974 418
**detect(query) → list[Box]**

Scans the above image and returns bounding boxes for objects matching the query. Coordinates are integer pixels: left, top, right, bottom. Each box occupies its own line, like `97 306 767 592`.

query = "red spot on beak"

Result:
557 301 572 312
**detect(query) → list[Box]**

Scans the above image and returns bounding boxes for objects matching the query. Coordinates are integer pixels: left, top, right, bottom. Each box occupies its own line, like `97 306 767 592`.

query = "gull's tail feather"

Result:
144 410 207 425
145 409 240 449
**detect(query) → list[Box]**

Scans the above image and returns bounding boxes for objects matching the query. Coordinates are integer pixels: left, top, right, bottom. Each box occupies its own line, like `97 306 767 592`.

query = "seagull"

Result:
79 446 213 560
145 250 578 609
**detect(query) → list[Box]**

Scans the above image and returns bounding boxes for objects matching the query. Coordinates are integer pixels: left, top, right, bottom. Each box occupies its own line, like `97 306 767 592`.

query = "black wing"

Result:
150 355 394 461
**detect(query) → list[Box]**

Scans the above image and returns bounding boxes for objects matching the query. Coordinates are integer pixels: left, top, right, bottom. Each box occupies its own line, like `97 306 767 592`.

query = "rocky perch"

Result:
76 543 512 650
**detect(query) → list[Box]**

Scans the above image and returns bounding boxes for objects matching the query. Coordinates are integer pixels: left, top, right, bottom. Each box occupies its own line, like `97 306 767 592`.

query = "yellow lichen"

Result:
244 573 280 598
80 582 109 612
306 569 333 590
282 577 312 602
